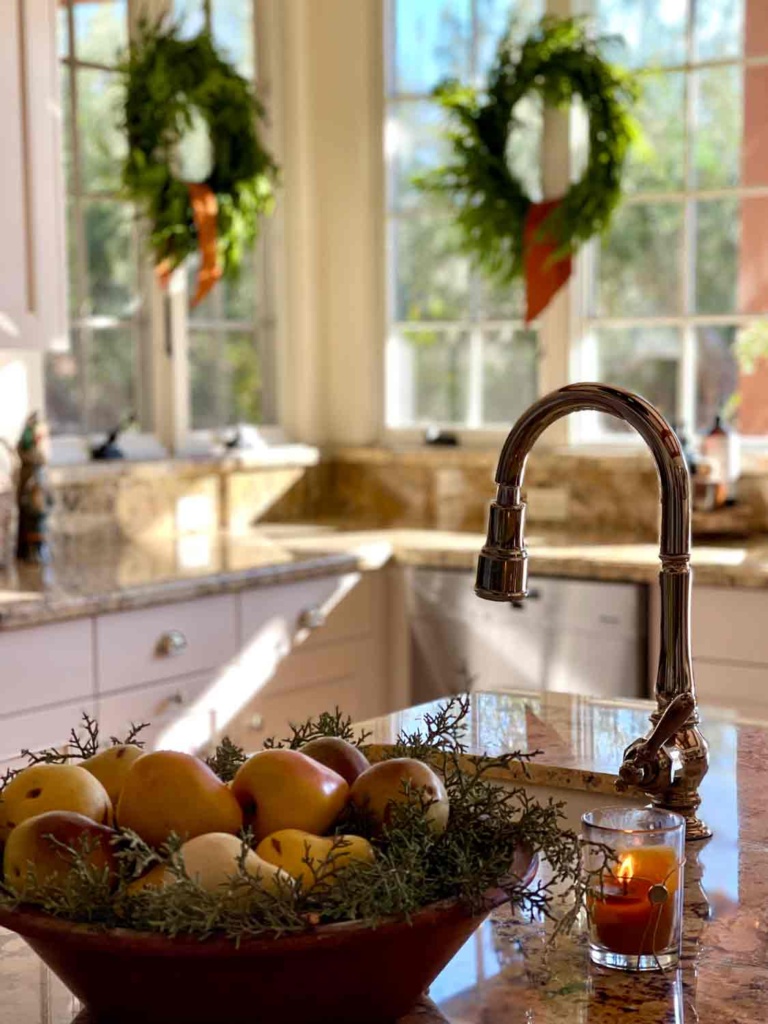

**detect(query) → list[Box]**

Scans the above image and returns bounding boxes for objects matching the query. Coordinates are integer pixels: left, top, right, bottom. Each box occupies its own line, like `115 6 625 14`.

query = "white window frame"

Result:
49 0 282 464
382 0 767 451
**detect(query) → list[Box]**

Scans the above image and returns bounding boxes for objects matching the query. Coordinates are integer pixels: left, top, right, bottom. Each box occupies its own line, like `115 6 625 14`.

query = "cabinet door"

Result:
0 0 67 349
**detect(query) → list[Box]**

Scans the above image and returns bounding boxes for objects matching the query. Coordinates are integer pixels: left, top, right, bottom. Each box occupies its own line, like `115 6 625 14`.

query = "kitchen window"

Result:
385 0 768 443
49 0 276 452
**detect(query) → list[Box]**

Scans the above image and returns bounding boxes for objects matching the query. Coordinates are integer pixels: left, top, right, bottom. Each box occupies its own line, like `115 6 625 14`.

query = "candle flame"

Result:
617 854 635 881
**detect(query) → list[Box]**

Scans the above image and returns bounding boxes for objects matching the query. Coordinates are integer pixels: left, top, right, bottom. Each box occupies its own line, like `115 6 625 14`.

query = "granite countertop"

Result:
4 523 768 630
2 688 766 1023
0 531 360 629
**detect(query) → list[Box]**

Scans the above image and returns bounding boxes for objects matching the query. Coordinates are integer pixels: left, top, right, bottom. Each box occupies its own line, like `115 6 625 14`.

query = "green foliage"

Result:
414 16 639 288
0 715 149 793
0 699 594 943
262 707 373 751
121 19 278 278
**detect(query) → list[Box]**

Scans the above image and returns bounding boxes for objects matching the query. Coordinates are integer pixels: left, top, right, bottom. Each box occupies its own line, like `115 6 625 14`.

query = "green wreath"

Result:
415 17 638 288
121 20 278 282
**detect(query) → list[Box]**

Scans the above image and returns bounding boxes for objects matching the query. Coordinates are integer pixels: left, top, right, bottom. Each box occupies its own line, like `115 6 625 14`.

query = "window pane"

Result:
478 275 525 320
190 331 221 429
693 67 742 190
695 199 739 315
45 342 84 436
211 0 255 80
77 69 126 193
392 217 469 321
625 72 685 193
597 202 683 317
386 101 450 212
694 0 744 61
189 329 262 428
589 327 681 433
72 0 127 66
475 0 544 80
593 0 687 68
391 328 469 424
390 0 471 95
83 200 138 317
482 328 538 425
696 326 738 433
173 0 207 38
58 5 71 58
224 330 262 423
85 327 139 432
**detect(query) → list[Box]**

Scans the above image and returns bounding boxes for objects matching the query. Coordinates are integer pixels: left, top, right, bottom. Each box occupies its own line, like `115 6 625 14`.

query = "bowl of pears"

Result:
0 699 578 1024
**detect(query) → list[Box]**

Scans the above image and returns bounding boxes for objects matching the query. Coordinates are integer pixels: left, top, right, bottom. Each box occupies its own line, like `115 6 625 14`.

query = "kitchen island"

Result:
1 689 766 1023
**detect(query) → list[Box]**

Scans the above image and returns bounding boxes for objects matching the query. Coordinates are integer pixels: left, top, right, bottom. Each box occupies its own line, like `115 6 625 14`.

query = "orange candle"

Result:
589 846 680 956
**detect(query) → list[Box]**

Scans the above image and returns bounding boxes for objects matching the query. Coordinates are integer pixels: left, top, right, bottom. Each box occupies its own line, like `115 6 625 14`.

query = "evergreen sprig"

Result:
415 16 639 288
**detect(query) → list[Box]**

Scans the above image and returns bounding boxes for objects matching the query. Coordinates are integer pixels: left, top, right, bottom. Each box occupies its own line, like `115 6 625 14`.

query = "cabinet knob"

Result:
167 692 185 707
297 606 326 631
156 630 188 657
249 713 265 732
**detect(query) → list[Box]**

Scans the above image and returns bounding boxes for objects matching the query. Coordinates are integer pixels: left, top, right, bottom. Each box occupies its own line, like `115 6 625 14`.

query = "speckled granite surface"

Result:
1 689 766 1023
0 531 358 629
4 524 768 630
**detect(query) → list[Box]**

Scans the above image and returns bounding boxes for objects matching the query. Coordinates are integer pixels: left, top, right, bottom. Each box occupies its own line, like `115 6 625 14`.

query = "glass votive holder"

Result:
582 806 686 972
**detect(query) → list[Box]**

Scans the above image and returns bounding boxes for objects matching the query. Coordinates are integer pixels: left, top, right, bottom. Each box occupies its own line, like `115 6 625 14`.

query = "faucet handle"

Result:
616 693 695 792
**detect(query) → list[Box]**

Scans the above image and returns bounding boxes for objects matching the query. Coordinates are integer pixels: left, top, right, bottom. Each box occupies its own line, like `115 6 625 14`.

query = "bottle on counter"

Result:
700 415 740 506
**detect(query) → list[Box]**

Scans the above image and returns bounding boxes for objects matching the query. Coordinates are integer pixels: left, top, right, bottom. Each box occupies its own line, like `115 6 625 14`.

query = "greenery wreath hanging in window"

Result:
415 17 639 323
121 21 278 306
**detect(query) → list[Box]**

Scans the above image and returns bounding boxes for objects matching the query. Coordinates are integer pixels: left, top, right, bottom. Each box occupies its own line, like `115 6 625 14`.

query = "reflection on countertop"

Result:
4 522 768 629
2 688 767 1023
0 530 360 629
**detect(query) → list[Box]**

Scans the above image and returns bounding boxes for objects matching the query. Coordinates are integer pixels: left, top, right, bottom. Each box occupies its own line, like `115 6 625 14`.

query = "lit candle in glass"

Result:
582 808 685 971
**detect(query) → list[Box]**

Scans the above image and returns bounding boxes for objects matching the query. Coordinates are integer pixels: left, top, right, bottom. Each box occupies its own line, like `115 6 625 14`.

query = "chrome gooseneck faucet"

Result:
475 383 711 840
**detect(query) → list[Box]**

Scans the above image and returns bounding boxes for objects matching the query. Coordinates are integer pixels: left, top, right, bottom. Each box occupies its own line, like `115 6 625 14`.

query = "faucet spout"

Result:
476 383 711 840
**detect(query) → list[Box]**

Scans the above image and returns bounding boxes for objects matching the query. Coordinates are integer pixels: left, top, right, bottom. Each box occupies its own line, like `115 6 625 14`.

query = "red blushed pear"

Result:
231 749 349 842
350 758 450 835
300 737 370 785
3 811 118 894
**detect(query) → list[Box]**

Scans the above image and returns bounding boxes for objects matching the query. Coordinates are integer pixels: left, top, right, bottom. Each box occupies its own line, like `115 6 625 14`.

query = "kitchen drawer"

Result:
96 595 238 694
0 618 93 716
96 673 216 754
0 696 96 763
226 649 373 752
238 573 361 665
692 587 768 665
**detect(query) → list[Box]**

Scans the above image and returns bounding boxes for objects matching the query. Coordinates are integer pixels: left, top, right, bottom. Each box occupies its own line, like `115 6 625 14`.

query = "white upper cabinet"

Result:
0 0 67 350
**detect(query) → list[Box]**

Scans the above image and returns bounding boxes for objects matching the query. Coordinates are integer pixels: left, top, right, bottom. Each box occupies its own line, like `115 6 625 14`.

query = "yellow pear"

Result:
231 749 349 842
126 833 289 896
82 745 144 807
116 750 242 847
256 828 375 891
3 810 117 894
0 763 113 842
349 758 450 835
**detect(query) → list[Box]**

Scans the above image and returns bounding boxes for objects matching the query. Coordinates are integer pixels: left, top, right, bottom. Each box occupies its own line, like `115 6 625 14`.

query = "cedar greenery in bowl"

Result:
0 698 585 1023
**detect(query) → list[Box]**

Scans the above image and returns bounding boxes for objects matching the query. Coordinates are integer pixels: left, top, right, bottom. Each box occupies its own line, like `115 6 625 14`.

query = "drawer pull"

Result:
156 630 188 657
297 606 326 631
249 713 265 732
167 692 185 707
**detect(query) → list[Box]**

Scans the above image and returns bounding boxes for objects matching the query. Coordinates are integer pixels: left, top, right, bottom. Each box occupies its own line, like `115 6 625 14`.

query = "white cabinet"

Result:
0 0 67 350
649 584 768 717
0 570 394 762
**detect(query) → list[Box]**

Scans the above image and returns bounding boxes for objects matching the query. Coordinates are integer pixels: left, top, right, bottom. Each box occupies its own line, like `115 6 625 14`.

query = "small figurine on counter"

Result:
16 412 53 564
91 412 136 461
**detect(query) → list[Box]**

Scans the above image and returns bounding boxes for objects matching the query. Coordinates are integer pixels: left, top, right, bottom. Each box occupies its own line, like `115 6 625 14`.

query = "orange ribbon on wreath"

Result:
523 198 572 325
155 183 222 307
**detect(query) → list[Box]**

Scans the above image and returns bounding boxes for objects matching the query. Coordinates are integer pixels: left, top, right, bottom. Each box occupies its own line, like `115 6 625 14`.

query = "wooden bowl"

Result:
0 850 536 1024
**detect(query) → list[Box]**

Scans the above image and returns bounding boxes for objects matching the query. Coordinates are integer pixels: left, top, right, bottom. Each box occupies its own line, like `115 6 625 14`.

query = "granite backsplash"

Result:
43 446 768 542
